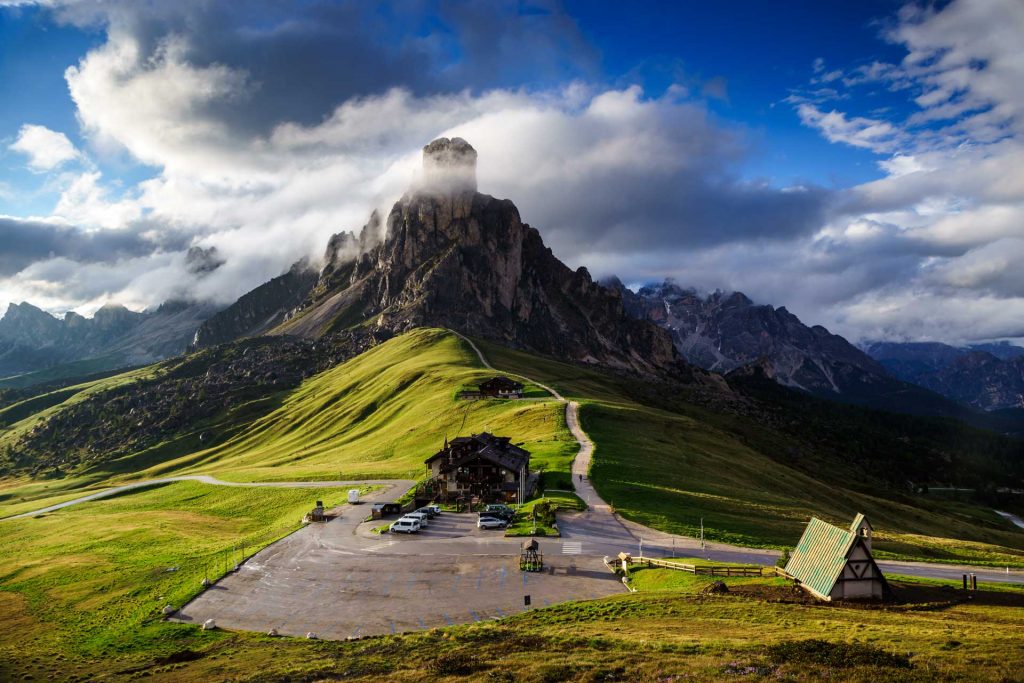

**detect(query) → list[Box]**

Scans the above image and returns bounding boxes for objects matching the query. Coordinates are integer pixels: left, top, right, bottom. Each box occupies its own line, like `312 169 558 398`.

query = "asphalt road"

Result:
1 475 411 521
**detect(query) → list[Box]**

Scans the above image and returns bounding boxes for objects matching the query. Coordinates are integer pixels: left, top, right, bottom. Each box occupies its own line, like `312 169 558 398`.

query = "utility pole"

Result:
638 536 643 559
700 518 706 555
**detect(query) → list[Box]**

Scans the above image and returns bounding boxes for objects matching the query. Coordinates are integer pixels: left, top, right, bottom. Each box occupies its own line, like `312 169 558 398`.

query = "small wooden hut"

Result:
785 513 892 601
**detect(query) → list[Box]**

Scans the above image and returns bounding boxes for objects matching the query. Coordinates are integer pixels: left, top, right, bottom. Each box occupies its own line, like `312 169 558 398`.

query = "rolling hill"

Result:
4 328 1021 565
1 326 1023 682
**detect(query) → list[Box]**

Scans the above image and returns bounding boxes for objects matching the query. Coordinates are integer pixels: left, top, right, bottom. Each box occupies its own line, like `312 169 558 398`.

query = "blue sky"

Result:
1 0 1022 345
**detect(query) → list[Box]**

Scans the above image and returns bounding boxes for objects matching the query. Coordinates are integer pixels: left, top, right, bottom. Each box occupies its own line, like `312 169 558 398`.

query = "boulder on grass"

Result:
202 619 216 631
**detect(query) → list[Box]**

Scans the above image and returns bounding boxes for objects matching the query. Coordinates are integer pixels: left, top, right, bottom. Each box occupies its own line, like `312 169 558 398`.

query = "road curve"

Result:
2 476 414 521
450 331 1024 585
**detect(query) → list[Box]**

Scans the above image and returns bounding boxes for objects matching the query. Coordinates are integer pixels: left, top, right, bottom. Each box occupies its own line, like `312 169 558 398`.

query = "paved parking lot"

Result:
174 494 626 639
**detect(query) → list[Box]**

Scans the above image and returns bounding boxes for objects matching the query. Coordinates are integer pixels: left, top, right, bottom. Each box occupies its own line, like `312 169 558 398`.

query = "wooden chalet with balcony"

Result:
425 432 531 502
478 376 524 398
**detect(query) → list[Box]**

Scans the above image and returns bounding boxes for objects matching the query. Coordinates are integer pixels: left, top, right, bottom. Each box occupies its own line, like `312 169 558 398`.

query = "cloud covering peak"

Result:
1 0 1022 347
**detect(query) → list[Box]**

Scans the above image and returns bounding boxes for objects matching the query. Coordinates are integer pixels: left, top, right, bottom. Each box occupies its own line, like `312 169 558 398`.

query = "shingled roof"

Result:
425 432 530 473
784 513 880 600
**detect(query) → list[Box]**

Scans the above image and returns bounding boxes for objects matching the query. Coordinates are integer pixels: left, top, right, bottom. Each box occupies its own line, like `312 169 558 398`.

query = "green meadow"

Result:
0 481 352 678
0 329 575 517
473 337 1024 567
0 328 1022 681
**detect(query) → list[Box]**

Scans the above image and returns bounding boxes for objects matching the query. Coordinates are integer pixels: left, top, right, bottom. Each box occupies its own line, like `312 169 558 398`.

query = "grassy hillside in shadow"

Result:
475 338 1024 567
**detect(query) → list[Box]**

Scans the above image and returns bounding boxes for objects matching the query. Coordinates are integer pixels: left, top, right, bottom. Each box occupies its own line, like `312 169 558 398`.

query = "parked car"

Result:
479 509 514 522
416 506 438 519
404 511 429 526
485 504 513 514
426 505 442 515
477 516 508 530
389 517 422 534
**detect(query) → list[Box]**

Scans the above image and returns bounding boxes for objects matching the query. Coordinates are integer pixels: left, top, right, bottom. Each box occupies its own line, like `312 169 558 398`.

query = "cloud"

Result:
0 215 186 277
3 0 1022 349
755 0 1024 344
9 124 80 171
796 104 905 153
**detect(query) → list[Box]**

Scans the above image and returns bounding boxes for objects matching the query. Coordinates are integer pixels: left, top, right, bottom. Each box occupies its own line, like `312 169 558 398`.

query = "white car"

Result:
404 511 429 527
477 516 508 530
390 517 422 534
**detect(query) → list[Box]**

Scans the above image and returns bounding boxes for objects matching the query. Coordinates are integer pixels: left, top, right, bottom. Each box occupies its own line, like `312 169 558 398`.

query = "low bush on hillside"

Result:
765 639 912 669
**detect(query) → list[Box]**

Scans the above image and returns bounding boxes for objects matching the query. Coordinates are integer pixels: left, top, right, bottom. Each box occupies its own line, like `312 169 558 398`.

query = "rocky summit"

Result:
217 138 682 376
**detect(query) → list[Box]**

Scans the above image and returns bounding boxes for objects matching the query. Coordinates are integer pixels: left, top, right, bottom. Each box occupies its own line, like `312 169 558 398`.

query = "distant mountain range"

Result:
0 300 216 382
611 280 884 394
865 341 1024 411
609 279 1024 426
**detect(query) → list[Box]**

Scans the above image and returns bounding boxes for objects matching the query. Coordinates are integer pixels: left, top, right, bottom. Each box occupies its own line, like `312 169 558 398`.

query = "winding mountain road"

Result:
6 330 1023 595
452 331 1024 585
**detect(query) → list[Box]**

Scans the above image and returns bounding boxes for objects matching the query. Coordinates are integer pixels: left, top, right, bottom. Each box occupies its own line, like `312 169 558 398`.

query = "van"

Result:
404 511 429 527
389 517 421 534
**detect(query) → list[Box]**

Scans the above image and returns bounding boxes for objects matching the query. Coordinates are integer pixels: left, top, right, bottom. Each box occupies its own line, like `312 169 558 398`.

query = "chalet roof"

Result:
784 514 874 600
425 431 530 471
479 376 523 390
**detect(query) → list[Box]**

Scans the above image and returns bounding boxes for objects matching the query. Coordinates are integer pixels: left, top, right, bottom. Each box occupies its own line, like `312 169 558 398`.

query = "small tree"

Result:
776 547 791 569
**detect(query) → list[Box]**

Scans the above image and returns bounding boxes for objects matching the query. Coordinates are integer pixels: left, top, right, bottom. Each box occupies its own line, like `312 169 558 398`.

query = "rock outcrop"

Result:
270 138 682 376
191 261 317 348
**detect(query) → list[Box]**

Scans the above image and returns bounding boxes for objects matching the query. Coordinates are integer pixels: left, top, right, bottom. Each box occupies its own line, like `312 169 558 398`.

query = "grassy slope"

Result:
146 328 574 482
1 330 1023 680
475 339 1024 567
5 565 1022 682
0 329 574 515
0 481 355 673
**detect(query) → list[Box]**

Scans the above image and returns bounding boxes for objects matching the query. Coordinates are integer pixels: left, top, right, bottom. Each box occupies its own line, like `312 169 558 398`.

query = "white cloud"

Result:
4 0 1024 349
796 104 905 153
1 81 825 316
53 171 143 229
9 124 80 171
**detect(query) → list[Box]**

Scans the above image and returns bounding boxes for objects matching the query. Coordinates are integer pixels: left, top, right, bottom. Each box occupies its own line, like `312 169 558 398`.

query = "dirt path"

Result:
451 331 1024 584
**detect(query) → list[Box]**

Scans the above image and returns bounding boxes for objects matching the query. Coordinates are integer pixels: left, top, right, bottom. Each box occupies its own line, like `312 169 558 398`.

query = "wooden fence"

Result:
628 555 780 577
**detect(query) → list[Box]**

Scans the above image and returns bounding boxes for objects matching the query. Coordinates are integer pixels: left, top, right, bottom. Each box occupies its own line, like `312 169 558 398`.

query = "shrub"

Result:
765 639 912 669
425 650 485 676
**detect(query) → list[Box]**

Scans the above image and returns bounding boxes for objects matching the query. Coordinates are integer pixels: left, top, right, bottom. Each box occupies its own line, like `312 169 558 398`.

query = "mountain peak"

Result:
421 136 477 195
